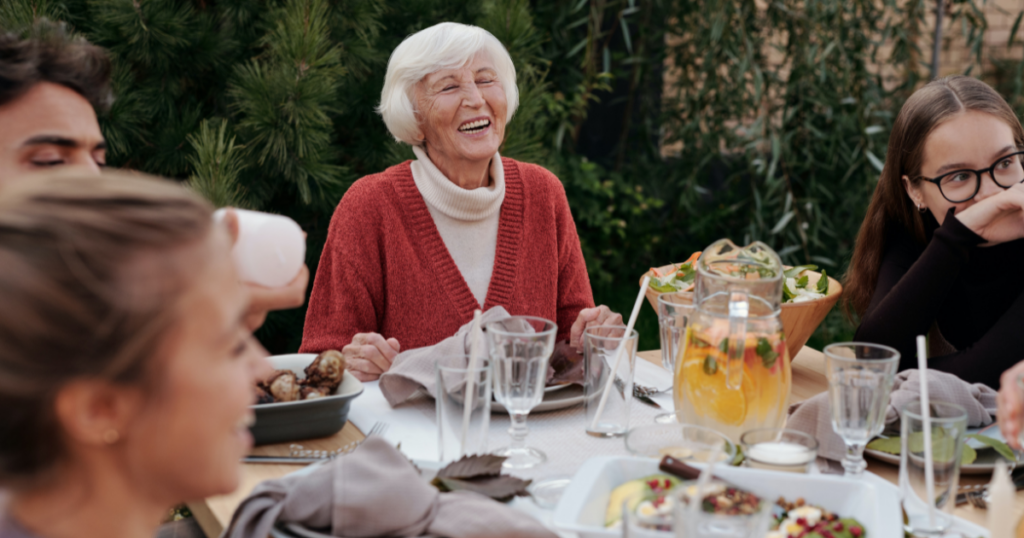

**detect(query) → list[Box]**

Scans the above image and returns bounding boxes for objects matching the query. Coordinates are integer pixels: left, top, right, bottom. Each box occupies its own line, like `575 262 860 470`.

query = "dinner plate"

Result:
545 382 573 393
491 383 589 414
864 422 1017 474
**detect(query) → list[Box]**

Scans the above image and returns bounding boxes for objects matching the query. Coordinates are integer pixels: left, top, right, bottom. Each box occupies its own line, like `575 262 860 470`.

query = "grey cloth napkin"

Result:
379 306 510 407
222 436 556 538
787 369 997 463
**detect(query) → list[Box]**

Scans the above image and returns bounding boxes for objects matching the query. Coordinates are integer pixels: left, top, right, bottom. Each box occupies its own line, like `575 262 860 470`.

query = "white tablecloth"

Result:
347 359 674 481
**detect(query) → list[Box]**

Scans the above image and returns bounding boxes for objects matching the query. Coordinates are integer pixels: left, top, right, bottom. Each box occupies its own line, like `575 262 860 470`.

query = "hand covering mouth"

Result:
458 119 491 133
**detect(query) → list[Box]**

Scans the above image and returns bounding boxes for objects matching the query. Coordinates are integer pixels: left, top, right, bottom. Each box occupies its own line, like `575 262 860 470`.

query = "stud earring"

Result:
918 205 927 214
102 429 119 444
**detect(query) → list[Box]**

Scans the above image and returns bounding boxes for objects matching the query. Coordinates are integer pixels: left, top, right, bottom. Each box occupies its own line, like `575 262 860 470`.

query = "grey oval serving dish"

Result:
251 353 363 446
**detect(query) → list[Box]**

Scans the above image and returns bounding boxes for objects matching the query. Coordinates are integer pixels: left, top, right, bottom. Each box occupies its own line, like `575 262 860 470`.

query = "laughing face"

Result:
414 50 508 179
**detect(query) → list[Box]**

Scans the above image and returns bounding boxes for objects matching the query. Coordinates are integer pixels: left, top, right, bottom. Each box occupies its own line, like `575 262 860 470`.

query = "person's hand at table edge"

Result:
570 305 624 352
997 360 1024 449
344 333 401 382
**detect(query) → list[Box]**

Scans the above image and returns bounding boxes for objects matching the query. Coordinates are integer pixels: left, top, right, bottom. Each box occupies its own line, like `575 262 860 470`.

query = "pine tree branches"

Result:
228 0 346 206
187 118 248 208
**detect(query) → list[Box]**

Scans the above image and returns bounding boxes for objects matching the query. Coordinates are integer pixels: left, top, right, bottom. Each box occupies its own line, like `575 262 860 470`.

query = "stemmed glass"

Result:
823 342 900 477
485 316 557 469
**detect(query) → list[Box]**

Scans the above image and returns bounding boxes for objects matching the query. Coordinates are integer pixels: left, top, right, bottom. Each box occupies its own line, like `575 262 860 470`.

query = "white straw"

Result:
589 276 649 431
916 334 936 528
460 310 483 458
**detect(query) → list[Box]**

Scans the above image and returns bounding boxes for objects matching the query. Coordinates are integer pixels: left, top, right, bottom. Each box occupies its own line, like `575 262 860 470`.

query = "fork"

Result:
614 377 662 409
634 383 670 399
964 489 988 509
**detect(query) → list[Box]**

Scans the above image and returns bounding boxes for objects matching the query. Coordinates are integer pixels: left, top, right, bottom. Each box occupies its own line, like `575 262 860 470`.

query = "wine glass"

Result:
823 342 900 477
485 316 557 469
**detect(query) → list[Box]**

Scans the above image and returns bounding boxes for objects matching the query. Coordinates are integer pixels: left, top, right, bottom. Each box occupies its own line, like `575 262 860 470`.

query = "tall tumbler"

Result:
657 291 694 375
899 400 967 536
435 355 491 462
584 325 639 438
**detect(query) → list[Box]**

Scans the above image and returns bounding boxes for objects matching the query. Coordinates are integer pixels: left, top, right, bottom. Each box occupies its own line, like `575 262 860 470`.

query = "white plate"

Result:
545 382 573 393
491 383 589 414
865 422 1016 475
552 456 905 538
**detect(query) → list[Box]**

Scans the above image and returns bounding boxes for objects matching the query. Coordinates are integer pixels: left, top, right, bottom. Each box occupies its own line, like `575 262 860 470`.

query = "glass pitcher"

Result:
672 240 792 443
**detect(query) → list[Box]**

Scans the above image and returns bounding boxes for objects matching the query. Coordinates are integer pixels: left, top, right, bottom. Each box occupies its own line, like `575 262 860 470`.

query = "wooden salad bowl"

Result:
640 264 843 361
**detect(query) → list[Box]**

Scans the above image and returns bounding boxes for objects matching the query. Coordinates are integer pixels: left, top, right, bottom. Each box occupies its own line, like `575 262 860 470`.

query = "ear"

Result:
902 175 925 210
54 379 143 447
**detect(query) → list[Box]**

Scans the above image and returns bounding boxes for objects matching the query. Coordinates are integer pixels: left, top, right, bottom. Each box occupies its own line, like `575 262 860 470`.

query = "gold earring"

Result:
102 429 119 444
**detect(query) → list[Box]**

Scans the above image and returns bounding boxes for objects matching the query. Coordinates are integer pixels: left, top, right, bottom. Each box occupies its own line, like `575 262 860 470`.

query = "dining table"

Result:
187 346 1021 537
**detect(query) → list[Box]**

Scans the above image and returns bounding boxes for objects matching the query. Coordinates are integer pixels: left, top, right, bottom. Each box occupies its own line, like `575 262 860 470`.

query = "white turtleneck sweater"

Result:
410 145 505 307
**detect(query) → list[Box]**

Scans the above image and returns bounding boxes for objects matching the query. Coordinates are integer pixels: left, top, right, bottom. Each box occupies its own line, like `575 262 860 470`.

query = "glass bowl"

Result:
624 423 736 463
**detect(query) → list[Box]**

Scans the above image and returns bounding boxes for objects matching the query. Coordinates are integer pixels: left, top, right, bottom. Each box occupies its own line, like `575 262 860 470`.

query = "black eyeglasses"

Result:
915 150 1024 203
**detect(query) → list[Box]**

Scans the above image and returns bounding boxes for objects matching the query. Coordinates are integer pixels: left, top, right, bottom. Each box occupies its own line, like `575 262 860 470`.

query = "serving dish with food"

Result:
250 352 364 445
553 456 916 538
641 255 842 360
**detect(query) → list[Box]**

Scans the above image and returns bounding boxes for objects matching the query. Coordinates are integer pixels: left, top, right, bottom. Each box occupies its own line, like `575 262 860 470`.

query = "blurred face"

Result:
415 51 507 173
906 110 1022 225
0 82 106 185
119 227 271 500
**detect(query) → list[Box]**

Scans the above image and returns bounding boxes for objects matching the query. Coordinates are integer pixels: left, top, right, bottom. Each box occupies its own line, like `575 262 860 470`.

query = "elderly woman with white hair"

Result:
300 22 621 380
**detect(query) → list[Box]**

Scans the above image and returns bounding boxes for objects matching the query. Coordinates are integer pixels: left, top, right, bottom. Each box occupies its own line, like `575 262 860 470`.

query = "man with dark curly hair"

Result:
0 21 112 181
0 20 310 332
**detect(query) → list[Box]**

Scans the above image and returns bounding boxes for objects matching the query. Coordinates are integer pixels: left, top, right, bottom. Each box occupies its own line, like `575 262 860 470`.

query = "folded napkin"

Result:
787 369 997 463
379 306 510 407
223 436 556 538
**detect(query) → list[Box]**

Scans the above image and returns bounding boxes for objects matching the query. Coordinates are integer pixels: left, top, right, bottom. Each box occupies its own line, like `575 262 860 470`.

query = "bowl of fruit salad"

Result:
641 254 842 360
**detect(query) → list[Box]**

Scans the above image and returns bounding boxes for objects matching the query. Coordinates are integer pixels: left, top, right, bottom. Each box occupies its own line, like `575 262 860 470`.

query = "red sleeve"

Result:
299 180 386 353
545 167 595 342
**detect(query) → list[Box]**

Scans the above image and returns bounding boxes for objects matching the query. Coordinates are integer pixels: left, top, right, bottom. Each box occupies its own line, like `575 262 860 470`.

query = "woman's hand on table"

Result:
344 333 401 381
570 305 624 351
997 360 1024 449
955 181 1024 245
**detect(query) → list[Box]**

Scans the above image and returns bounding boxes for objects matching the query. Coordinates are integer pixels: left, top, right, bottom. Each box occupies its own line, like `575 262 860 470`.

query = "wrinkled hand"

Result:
997 360 1024 449
955 182 1024 245
243 265 310 331
343 333 401 382
570 305 624 351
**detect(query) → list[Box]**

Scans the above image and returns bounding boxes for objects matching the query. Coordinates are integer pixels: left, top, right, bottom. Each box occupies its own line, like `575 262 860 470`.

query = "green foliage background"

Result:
4 0 1023 353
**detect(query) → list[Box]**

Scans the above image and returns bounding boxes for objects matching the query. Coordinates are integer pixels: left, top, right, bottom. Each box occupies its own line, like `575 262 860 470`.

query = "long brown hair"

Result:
0 169 213 488
844 76 1024 318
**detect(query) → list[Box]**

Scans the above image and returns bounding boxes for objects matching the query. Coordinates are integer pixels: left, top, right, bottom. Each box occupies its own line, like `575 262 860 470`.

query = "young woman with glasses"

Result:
844 76 1024 389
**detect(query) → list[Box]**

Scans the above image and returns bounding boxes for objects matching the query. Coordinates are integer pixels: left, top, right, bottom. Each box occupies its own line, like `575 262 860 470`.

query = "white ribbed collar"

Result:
410 145 505 222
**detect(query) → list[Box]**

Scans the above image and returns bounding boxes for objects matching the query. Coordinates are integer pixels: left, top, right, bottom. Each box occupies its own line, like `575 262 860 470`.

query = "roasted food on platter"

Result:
255 350 346 404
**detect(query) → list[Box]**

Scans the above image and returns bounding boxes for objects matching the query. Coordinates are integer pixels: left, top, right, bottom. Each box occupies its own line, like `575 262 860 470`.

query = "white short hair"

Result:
378 22 518 146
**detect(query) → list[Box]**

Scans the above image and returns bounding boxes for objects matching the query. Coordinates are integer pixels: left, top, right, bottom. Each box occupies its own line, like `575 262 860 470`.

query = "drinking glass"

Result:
435 355 491 462
485 316 557 469
823 342 900 477
583 325 638 437
672 480 772 538
739 428 818 474
657 291 694 374
899 400 967 536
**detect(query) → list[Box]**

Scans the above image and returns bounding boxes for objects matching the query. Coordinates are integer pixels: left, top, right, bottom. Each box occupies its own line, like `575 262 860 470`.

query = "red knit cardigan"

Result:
299 157 595 353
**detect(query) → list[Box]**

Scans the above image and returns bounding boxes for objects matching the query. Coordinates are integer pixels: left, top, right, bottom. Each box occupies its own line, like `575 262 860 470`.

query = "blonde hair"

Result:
377 22 518 146
0 169 214 488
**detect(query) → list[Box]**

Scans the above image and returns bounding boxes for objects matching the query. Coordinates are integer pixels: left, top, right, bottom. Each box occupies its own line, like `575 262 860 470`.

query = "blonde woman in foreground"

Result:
0 170 271 538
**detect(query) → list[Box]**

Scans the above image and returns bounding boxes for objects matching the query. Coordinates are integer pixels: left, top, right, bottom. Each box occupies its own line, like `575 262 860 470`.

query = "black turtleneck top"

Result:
854 208 1024 389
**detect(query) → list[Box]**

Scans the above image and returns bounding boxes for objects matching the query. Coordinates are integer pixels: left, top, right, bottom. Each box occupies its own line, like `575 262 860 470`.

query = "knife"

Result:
242 455 333 464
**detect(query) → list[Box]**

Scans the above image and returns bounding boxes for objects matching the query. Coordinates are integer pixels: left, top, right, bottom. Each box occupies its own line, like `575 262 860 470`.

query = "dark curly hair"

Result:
0 19 113 112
